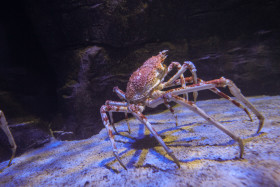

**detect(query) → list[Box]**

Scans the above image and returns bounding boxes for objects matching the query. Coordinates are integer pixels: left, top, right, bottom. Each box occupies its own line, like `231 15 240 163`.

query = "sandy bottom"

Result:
0 96 280 186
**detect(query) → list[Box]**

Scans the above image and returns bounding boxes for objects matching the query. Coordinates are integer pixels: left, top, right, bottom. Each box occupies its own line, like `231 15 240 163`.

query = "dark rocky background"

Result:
0 0 280 160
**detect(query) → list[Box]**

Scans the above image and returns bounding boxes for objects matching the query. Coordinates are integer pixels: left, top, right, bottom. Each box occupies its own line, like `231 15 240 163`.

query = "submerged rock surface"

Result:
0 95 280 186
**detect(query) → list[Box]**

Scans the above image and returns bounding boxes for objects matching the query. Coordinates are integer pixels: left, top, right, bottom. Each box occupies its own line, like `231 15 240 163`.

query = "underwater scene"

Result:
1 0 280 186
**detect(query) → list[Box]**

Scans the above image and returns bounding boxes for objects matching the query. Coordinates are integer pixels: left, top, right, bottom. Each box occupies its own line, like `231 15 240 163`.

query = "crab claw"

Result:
159 50 168 61
160 50 168 54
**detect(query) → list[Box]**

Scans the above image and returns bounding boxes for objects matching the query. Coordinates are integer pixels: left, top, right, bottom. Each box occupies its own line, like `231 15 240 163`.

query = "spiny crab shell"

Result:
125 50 168 103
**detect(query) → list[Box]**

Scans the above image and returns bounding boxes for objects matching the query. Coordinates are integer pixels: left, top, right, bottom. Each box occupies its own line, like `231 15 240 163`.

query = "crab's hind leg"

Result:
168 94 244 158
100 105 129 170
209 87 252 121
163 97 178 126
220 78 264 133
197 78 264 133
166 77 264 133
0 110 17 170
168 77 253 121
128 105 180 168
124 112 131 134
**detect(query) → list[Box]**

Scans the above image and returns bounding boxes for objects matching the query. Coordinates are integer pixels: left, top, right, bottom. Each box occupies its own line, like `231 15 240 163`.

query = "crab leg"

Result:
148 77 261 131
220 78 264 133
209 87 252 121
105 101 128 134
124 112 131 134
163 61 197 87
108 110 131 134
128 105 181 168
166 77 264 133
105 101 127 106
162 61 198 101
113 87 126 100
111 87 131 133
146 97 165 108
146 93 179 129
168 94 244 158
163 97 178 126
166 77 252 121
165 62 188 99
0 110 17 169
164 76 194 88
100 105 129 170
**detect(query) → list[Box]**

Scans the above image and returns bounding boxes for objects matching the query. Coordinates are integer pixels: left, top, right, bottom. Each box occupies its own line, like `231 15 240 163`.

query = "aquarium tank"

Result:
0 0 279 186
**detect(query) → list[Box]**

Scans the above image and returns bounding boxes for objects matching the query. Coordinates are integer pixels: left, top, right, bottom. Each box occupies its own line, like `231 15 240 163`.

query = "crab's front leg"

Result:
0 110 17 171
105 100 130 134
162 61 198 102
165 62 188 99
100 104 130 170
111 87 131 134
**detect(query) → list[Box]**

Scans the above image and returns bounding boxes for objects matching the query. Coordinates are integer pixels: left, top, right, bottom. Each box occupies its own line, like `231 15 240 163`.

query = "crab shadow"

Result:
101 121 253 173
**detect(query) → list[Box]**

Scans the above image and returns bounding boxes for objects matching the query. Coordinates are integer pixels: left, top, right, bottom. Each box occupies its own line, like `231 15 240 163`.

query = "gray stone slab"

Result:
0 95 279 186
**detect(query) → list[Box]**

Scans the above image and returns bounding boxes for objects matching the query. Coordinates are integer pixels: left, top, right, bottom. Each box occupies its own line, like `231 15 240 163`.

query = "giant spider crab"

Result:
100 50 264 170
0 110 17 172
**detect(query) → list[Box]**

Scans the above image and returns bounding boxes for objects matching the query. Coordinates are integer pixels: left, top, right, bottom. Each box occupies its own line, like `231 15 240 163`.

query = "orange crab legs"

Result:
108 87 131 133
166 77 253 121
105 101 131 134
163 98 179 126
100 105 129 170
0 110 17 171
157 61 198 123
162 61 198 101
100 103 181 169
165 77 264 133
145 77 264 158
100 50 265 170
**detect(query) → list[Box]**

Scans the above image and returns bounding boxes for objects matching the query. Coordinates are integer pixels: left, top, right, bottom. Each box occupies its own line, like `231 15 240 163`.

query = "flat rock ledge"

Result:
1 95 280 186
